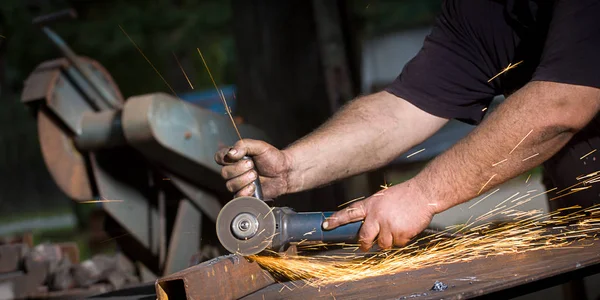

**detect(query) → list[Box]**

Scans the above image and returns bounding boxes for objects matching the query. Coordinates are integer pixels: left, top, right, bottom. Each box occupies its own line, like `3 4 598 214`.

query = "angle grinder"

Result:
216 157 363 256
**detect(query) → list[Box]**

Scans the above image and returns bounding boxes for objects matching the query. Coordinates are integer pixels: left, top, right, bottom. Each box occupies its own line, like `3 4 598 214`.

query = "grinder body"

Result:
271 207 361 252
216 196 362 255
216 156 361 255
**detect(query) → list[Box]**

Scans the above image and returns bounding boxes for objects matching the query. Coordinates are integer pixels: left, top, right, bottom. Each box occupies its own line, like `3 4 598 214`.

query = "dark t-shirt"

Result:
385 0 600 125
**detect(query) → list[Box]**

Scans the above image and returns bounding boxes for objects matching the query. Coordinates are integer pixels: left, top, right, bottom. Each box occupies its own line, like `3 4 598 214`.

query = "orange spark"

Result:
468 188 500 209
197 48 242 141
522 153 539 162
80 199 124 204
478 174 497 195
119 25 177 97
488 60 524 82
172 52 194 89
580 149 597 160
509 129 533 155
406 148 425 158
492 158 507 167
338 196 365 208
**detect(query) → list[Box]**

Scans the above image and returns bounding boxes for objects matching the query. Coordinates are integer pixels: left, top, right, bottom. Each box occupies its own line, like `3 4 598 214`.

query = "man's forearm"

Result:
413 82 600 213
283 91 448 193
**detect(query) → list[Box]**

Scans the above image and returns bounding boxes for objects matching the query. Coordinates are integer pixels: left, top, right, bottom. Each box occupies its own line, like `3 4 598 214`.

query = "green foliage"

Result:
1 0 234 98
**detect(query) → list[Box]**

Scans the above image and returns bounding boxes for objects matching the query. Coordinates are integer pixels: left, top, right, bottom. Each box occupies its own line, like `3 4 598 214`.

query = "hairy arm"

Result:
284 91 448 193
414 81 600 213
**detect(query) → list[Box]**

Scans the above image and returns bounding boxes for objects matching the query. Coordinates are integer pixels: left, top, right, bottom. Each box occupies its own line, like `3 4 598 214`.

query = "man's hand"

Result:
323 179 434 251
214 139 292 198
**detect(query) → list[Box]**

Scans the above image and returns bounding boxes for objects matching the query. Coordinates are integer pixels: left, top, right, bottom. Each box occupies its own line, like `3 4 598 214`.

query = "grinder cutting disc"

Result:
216 196 276 256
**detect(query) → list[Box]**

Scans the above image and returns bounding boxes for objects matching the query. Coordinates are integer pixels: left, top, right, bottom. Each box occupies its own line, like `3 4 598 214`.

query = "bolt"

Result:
239 220 250 231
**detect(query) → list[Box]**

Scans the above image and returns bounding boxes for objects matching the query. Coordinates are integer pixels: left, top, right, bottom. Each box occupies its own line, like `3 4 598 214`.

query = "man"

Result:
215 0 600 252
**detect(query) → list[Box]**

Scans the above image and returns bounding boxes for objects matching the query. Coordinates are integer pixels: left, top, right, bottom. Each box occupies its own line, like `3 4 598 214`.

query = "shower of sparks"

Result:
488 60 524 82
495 192 519 208
468 188 500 209
172 52 194 89
572 186 592 192
119 25 177 97
525 173 532 184
406 148 425 158
477 174 497 195
522 153 539 162
197 48 242 141
530 186 555 197
580 149 597 160
338 196 366 208
251 201 600 287
492 158 507 167
509 129 533 155
80 199 124 204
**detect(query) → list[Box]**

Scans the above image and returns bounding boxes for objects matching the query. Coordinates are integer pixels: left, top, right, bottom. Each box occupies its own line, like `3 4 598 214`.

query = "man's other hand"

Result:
214 139 292 198
323 179 434 251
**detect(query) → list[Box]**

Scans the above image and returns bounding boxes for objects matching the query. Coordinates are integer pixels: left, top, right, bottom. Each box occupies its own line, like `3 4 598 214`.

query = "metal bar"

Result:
156 254 275 300
41 27 121 109
74 110 127 150
243 240 600 299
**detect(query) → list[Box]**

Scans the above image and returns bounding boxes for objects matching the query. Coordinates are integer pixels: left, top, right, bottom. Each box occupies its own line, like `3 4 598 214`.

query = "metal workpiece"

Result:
74 110 127 151
216 197 363 255
156 254 275 300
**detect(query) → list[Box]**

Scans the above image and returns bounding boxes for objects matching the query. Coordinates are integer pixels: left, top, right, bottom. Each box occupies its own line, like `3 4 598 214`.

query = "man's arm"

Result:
325 81 600 250
417 81 600 213
216 91 448 198
284 91 448 193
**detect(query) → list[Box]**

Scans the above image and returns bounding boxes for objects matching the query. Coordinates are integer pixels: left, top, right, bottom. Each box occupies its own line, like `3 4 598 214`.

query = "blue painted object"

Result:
179 85 237 115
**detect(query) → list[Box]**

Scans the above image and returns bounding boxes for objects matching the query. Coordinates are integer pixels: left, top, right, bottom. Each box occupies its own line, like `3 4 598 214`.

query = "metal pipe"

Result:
74 110 127 151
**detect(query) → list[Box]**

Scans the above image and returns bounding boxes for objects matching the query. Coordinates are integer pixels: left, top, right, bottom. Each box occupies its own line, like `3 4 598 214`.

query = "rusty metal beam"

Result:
156 255 275 300
243 241 600 300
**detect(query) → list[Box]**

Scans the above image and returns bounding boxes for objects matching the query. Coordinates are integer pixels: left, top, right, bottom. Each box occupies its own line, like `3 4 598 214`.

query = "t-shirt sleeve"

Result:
532 0 600 89
384 0 498 125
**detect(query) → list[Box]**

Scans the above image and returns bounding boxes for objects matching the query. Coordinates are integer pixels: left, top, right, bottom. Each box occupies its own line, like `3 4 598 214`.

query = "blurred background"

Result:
0 0 590 299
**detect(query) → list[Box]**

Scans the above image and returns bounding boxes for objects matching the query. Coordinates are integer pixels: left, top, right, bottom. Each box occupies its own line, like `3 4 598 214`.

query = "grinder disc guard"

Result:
216 197 276 256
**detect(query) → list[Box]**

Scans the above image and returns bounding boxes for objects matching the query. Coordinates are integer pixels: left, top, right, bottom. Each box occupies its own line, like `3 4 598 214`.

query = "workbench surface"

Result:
242 241 600 300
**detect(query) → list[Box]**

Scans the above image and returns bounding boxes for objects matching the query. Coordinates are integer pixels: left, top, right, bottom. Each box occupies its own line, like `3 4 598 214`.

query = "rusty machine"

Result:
20 9 267 279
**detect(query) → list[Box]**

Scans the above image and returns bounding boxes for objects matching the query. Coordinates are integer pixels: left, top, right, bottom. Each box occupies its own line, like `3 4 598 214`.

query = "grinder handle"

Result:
241 156 264 200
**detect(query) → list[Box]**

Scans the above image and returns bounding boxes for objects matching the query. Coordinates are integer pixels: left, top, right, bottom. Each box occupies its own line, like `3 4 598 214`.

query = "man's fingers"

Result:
228 139 271 160
392 231 411 247
225 171 257 193
377 230 393 250
323 202 367 230
221 159 254 180
358 219 379 252
234 183 256 197
215 139 271 165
